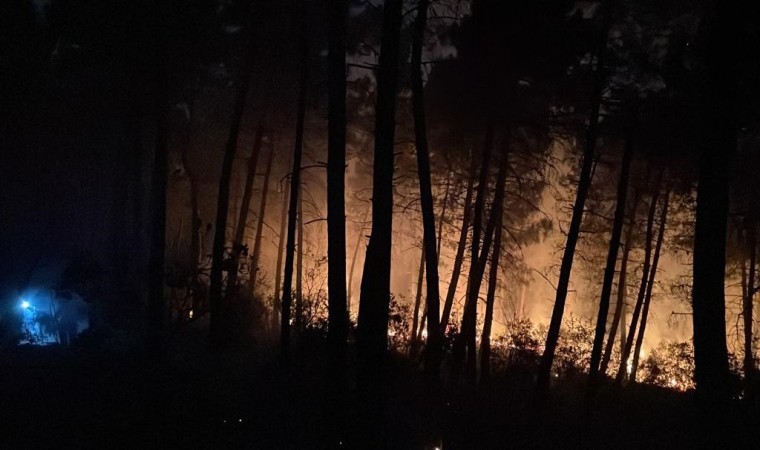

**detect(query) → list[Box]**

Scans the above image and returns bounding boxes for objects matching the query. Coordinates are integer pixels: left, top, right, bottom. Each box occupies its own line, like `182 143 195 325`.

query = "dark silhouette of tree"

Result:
227 120 264 292
356 0 403 443
295 182 304 333
458 131 509 381
356 0 403 367
453 124 492 380
617 173 661 383
208 14 257 347
327 0 349 363
272 172 291 332
600 190 640 375
249 134 274 296
587 113 634 398
631 188 670 381
537 4 612 394
690 0 745 413
410 0 443 378
440 165 475 334
480 181 505 383
280 42 309 361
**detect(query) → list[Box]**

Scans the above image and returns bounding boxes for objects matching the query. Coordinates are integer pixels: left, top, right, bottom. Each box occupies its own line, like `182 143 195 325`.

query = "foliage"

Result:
491 317 543 374
553 315 595 377
639 340 695 391
388 294 412 354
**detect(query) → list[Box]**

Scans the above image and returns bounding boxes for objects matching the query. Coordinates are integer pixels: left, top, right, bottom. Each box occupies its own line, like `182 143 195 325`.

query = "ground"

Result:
1 330 758 449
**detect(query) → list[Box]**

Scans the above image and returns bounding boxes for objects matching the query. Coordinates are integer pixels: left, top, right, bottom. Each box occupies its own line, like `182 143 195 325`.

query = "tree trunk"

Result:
347 206 371 319
437 173 452 259
744 221 756 392
411 0 442 378
249 136 274 296
411 246 425 353
295 182 304 332
234 122 264 247
535 87 598 391
186 165 202 316
600 190 640 375
691 0 740 416
440 166 475 334
208 31 256 346
356 0 403 365
616 181 660 383
587 127 634 398
459 132 508 381
272 177 290 333
280 43 308 361
453 125 492 379
227 121 265 292
536 80 598 390
327 0 349 362
414 180 452 346
480 212 503 383
536 0 616 395
356 0 403 443
631 189 670 381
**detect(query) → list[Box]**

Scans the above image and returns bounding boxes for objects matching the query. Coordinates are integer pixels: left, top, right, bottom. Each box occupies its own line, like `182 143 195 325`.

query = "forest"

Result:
1 0 759 448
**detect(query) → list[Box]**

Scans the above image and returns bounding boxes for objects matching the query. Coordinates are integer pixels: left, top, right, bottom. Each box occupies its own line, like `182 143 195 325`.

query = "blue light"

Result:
21 300 30 309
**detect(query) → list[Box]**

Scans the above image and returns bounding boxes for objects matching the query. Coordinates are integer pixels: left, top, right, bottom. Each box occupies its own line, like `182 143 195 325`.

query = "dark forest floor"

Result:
2 328 759 449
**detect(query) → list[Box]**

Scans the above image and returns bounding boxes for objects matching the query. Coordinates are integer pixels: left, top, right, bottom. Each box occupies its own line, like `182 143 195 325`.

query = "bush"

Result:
639 341 695 391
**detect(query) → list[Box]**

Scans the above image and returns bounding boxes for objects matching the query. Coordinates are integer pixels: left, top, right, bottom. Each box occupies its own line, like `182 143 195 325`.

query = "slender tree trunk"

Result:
414 181 451 345
411 246 425 352
536 1 615 395
348 206 371 318
235 122 264 247
440 167 475 333
453 125 492 379
411 0 442 378
480 213 503 383
177 98 202 317
249 136 274 296
587 128 634 398
356 0 403 365
459 133 508 381
325 4 349 442
631 189 670 381
437 174 451 259
600 190 640 375
295 182 304 332
744 221 756 390
227 121 265 292
327 0 349 363
536 79 598 391
272 178 290 333
280 43 308 361
209 24 257 346
414 177 451 344
620 294 627 357
356 0 403 443
617 179 660 383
